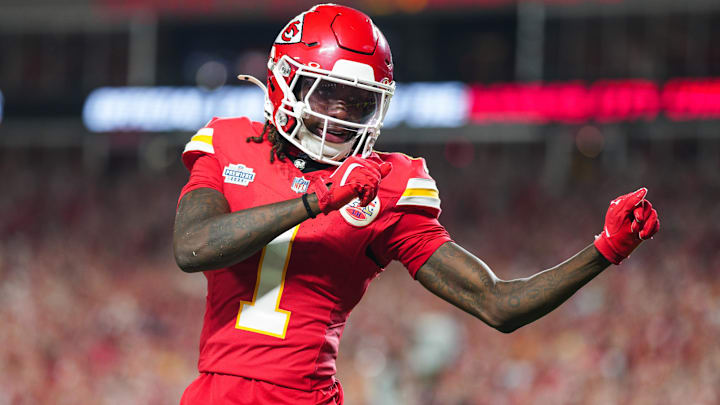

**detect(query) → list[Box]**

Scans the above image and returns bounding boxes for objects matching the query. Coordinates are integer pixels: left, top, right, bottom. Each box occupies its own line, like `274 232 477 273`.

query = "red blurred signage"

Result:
662 79 720 121
468 79 720 124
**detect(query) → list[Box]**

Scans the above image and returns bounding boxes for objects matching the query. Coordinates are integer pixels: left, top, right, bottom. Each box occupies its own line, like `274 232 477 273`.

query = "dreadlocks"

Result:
246 121 288 163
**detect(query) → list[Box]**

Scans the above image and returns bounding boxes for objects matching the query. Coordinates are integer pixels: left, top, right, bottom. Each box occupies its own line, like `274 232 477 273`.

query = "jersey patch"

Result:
397 178 441 210
223 163 256 186
340 196 381 227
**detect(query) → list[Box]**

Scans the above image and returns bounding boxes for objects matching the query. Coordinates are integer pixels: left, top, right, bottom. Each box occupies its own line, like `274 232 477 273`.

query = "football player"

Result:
173 4 660 404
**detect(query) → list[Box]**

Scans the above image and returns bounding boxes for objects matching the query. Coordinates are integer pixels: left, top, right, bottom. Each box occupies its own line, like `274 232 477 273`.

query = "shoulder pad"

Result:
182 117 261 170
182 118 220 170
378 152 442 217
397 177 440 211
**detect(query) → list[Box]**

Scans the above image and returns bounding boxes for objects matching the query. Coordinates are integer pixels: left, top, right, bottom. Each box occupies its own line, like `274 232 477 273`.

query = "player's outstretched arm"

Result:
416 241 609 333
415 188 659 333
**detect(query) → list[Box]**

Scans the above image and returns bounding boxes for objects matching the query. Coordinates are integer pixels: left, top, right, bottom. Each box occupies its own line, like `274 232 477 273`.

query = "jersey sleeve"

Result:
395 157 442 218
179 118 224 202
370 212 453 279
368 153 451 278
182 118 220 170
178 154 224 202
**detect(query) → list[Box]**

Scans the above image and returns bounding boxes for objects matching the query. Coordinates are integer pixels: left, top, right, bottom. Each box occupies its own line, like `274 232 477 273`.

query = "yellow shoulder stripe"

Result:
190 134 213 145
183 127 215 155
397 177 441 210
402 188 439 198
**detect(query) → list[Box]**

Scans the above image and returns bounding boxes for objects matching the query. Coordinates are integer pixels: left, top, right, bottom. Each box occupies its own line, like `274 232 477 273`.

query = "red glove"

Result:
311 156 392 214
594 187 660 265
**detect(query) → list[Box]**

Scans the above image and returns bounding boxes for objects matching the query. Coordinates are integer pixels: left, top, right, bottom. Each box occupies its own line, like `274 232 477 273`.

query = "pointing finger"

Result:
629 187 648 208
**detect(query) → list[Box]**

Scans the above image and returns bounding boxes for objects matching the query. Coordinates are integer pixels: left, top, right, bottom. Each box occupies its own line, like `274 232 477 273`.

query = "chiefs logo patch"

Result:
275 13 305 44
340 196 381 227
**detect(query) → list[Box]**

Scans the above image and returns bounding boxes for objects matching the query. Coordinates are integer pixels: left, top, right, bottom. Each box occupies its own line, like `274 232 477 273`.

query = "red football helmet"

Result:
239 4 395 165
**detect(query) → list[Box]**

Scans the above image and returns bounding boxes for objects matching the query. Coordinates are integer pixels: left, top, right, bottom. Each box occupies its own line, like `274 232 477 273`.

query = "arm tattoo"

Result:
417 242 610 332
418 242 497 320
173 188 320 272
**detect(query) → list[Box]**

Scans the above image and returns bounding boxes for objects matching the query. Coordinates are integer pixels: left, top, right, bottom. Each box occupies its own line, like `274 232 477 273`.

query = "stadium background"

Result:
1 0 719 403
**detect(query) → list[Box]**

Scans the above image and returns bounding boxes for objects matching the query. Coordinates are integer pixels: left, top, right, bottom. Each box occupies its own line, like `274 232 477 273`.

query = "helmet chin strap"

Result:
297 124 355 163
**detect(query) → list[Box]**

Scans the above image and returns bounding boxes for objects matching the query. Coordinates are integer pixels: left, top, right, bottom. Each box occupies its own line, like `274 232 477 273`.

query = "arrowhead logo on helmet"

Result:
276 15 305 44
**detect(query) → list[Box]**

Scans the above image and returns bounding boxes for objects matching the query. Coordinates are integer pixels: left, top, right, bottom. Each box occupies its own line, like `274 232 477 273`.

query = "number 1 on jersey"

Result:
235 225 299 339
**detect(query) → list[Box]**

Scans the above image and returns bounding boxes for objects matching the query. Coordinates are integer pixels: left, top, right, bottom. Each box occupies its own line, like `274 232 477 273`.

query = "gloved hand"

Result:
594 187 660 265
311 156 392 215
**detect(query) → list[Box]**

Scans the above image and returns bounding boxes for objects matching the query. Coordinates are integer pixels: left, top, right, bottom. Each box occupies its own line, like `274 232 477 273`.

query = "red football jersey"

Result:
179 117 452 391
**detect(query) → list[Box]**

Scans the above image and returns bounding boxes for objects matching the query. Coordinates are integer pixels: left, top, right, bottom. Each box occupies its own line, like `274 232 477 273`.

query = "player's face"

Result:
298 77 380 143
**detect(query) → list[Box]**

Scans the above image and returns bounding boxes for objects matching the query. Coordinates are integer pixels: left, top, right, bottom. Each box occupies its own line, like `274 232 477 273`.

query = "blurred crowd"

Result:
0 139 718 404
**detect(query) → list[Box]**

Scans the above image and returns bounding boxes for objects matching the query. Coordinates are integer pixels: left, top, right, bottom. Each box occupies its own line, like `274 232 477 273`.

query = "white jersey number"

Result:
235 225 299 339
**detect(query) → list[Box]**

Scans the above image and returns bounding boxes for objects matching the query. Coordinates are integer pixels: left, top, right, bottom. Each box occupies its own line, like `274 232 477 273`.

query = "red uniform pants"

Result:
180 373 344 405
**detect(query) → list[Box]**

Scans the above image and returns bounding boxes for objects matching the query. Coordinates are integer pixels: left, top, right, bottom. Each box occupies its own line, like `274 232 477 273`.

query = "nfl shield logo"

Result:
291 176 310 193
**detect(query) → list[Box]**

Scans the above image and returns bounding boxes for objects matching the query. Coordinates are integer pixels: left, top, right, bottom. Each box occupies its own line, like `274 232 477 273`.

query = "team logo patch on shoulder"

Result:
223 163 256 186
340 196 381 227
291 176 310 193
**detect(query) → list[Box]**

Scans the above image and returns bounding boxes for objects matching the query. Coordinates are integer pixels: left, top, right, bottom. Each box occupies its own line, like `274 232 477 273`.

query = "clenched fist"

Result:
594 188 660 265
311 156 392 215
